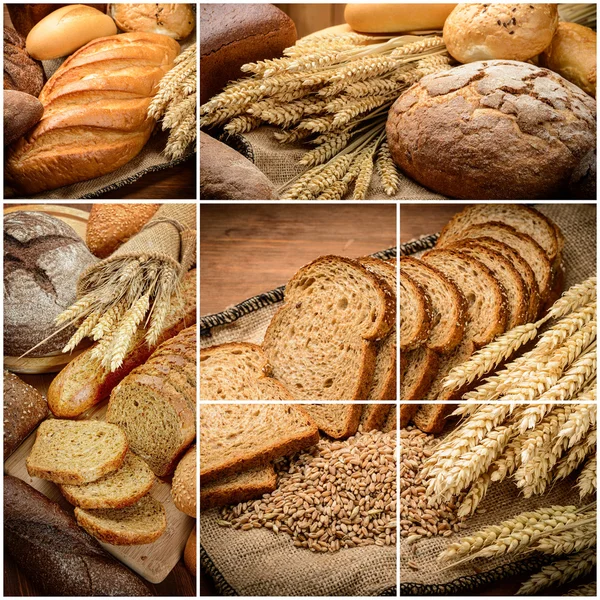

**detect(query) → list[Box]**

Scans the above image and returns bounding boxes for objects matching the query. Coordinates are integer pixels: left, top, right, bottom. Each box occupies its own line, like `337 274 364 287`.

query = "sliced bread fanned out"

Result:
200 464 277 510
382 405 396 433
200 404 319 483
26 420 128 485
400 347 439 402
263 256 395 400
200 343 293 400
304 404 362 439
75 494 166 545
59 452 155 509
360 404 392 432
399 270 431 351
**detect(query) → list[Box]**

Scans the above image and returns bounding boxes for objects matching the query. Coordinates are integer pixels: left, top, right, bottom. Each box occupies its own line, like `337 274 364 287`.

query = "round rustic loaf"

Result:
4 211 98 356
386 60 597 199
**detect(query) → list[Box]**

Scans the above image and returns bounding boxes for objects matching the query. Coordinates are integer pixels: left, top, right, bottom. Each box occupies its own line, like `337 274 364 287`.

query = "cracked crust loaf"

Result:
263 256 395 400
387 60 596 199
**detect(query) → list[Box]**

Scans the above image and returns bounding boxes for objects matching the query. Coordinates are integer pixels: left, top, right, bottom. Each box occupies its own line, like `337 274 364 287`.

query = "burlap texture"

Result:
9 35 196 200
240 127 447 201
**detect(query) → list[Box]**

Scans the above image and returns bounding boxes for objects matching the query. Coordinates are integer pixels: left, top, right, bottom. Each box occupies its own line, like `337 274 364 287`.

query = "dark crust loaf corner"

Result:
386 60 597 200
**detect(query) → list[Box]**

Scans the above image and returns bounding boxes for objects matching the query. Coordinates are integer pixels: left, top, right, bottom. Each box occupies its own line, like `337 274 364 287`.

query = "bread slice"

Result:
74 494 166 545
359 256 397 400
360 404 392 431
412 403 456 434
262 255 395 400
400 347 440 401
172 445 196 518
200 343 293 400
382 406 396 433
200 465 277 510
26 420 128 485
303 404 362 439
400 270 431 351
400 403 420 428
437 204 562 264
59 452 155 509
200 404 319 483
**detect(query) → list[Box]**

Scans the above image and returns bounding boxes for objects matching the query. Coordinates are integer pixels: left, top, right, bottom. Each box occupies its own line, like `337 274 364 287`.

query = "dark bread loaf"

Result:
4 475 153 596
7 4 108 36
3 371 48 459
200 4 296 104
3 26 45 96
3 211 98 357
4 89 43 145
387 60 597 199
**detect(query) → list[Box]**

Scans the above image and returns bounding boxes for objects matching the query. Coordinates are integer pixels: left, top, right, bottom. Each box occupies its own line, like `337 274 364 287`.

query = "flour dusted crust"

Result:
387 60 597 199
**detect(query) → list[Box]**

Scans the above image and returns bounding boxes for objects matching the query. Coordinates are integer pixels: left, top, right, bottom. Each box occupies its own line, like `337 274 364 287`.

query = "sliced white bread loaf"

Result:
200 404 319 483
303 404 363 439
399 270 431 351
26 420 128 485
360 404 392 431
59 452 155 509
200 464 277 510
263 256 395 400
75 494 166 545
200 342 293 400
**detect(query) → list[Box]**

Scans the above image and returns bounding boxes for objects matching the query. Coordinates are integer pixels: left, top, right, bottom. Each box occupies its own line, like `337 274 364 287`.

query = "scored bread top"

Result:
199 404 319 483
399 270 431 351
263 255 395 400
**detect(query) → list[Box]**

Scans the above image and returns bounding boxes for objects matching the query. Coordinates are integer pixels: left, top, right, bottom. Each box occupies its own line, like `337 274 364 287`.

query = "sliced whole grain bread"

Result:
200 464 277 510
303 404 363 439
74 494 166 545
400 346 440 401
400 271 431 351
399 403 420 428
59 452 155 509
263 255 395 400
360 404 392 431
382 405 396 433
200 343 293 400
200 404 319 483
412 402 457 434
26 420 128 485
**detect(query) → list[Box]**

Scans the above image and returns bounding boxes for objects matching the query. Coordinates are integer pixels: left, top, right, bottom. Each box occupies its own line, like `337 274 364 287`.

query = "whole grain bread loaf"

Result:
4 211 98 357
3 26 45 96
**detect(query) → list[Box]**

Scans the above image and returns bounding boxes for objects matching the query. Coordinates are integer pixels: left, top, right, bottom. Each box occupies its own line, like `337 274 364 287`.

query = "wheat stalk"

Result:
376 140 400 196
563 581 597 596
390 36 445 57
456 472 491 518
577 455 597 498
224 115 262 135
55 295 95 325
530 520 597 555
352 138 378 200
554 429 597 480
299 132 353 167
62 312 101 353
555 405 597 450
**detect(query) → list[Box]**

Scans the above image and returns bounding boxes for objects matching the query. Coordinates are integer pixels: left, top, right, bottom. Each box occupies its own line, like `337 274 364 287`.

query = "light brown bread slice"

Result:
200 465 277 510
74 494 166 545
360 256 398 400
303 404 363 439
412 402 456 434
382 406 396 433
59 452 155 509
437 204 563 263
400 347 440 401
263 255 395 400
448 240 529 330
26 420 128 485
400 403 420 428
200 342 293 400
400 270 431 351
200 404 319 483
360 404 392 431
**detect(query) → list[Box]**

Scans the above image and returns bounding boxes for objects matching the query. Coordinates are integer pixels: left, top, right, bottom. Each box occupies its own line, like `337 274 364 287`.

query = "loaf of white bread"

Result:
5 32 180 196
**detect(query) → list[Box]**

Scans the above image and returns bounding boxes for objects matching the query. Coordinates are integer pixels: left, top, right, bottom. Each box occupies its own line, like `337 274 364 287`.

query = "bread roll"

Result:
7 4 107 37
110 3 195 40
4 90 43 145
443 4 558 63
386 60 596 200
26 5 117 60
345 4 456 33
540 22 596 98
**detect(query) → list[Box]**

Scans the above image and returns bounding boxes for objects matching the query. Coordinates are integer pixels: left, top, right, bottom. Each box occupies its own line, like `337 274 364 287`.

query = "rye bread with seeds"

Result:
59 452 155 509
262 255 395 400
26 420 128 485
447 240 529 329
437 204 563 264
107 373 195 477
400 270 431 351
360 404 392 431
200 342 293 400
200 464 278 509
75 494 166 545
303 404 363 439
200 404 319 483
359 256 397 400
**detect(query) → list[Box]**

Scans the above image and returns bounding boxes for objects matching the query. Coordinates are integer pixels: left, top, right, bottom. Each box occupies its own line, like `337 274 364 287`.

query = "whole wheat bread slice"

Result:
382 406 396 433
200 404 319 483
360 404 392 431
303 404 362 439
200 464 277 510
400 347 440 401
263 256 395 400
200 343 293 400
400 271 431 351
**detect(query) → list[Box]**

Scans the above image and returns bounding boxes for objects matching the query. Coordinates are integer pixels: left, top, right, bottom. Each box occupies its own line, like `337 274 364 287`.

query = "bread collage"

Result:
199 2 597 598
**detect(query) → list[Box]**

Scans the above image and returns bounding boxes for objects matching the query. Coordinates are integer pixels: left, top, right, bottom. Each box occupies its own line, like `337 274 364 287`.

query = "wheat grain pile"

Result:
200 32 453 199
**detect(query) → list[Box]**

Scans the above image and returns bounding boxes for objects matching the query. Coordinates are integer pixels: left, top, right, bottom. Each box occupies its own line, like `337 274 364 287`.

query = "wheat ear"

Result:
554 429 597 480
530 519 597 555
563 581 597 596
577 455 597 498
62 312 101 352
55 295 95 325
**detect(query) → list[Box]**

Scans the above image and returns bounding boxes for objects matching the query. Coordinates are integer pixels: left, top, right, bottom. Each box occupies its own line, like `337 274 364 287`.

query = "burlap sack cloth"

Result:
11 33 196 200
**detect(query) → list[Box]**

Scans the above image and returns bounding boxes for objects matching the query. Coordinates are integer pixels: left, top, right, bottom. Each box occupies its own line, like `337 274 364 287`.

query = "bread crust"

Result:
360 404 392 431
184 526 196 576
400 347 440 401
172 445 196 517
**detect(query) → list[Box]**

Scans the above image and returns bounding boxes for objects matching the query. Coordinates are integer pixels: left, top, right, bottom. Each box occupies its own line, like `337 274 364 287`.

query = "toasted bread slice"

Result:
200 464 277 510
304 404 363 439
400 271 431 351
263 256 395 400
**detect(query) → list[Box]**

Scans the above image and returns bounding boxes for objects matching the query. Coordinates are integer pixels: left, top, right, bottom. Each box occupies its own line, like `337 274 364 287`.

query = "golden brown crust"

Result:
172 446 196 517
200 467 277 510
184 526 196 576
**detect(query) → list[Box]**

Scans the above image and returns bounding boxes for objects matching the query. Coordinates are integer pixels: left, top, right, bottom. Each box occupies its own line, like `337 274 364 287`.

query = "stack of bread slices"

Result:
401 205 565 431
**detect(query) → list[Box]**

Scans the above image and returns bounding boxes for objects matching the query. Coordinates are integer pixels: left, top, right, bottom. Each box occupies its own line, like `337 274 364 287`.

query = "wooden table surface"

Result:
3 203 195 597
200 203 397 316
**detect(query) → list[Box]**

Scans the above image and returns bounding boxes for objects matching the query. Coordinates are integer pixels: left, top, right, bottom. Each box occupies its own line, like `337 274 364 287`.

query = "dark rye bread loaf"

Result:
4 211 98 357
3 27 45 96
4 475 152 596
200 4 297 104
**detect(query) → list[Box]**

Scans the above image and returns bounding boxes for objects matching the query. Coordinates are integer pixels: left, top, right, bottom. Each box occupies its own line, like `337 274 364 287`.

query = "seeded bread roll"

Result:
443 4 558 63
